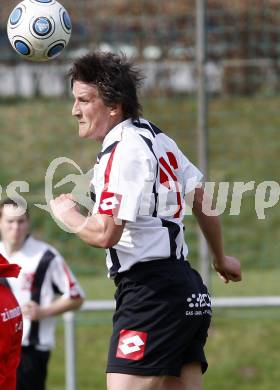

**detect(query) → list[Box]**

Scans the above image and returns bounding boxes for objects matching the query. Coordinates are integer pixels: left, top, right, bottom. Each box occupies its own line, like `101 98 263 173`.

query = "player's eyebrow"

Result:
74 90 97 100
72 94 90 102
76 94 90 99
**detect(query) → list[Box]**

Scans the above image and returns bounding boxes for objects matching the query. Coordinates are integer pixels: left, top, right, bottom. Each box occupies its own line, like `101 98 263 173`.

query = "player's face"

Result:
0 205 29 249
72 81 123 141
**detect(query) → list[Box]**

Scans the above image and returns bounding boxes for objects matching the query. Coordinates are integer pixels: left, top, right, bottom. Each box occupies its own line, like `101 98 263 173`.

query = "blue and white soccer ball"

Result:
7 0 72 62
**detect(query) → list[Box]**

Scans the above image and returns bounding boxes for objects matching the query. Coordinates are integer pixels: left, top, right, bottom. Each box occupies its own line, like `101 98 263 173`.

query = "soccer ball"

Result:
7 0 72 62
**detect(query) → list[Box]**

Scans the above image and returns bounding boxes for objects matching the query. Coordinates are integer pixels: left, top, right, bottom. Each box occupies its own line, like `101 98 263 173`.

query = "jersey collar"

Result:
102 118 132 151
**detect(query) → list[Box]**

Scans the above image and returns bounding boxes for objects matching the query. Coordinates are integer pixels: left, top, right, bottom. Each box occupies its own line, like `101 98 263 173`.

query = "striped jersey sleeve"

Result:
49 254 84 300
93 131 156 222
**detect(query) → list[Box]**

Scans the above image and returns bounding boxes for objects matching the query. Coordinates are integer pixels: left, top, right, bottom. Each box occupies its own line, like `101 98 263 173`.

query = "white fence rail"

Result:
63 297 280 390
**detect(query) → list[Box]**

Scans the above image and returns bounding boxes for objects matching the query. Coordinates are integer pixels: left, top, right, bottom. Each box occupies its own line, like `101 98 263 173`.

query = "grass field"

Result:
1 95 280 389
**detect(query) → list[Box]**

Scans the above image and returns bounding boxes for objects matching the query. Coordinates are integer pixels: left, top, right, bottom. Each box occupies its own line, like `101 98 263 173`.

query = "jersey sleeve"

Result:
96 136 156 222
178 149 203 194
49 254 85 300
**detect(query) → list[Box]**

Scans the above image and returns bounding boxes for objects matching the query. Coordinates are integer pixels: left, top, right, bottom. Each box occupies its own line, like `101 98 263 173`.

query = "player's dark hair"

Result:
0 198 29 219
69 52 143 120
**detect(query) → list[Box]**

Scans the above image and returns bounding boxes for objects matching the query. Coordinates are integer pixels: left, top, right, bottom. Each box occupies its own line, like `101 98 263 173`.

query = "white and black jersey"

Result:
0 236 84 351
90 118 203 278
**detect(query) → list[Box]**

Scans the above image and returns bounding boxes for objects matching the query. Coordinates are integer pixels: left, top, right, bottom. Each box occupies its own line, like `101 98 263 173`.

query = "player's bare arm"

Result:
22 296 84 321
192 186 242 283
50 193 125 248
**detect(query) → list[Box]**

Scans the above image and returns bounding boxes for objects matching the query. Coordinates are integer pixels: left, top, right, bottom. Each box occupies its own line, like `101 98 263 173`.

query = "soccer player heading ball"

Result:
51 52 242 390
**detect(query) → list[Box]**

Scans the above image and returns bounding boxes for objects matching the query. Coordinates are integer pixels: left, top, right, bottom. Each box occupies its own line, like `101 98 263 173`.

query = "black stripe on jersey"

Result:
180 245 185 260
133 120 163 136
97 141 120 162
90 183 96 203
133 120 156 137
139 135 156 159
139 135 158 217
109 248 121 277
52 282 63 295
161 219 181 259
90 191 96 203
149 121 163 135
29 250 55 346
180 226 186 259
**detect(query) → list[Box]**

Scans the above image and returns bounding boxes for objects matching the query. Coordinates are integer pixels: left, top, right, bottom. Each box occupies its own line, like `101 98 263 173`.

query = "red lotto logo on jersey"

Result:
159 151 182 218
98 191 122 216
116 329 148 360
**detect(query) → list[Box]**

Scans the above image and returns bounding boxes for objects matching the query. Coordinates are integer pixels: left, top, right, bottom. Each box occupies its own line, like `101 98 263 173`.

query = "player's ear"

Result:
109 104 122 118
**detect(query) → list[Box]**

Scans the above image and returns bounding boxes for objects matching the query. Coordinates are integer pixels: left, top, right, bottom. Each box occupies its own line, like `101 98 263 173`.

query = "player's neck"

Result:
3 241 24 257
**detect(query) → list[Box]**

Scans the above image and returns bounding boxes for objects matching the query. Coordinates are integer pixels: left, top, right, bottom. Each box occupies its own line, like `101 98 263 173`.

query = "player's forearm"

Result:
63 211 106 246
40 296 84 318
72 213 123 248
76 214 117 247
194 209 225 264
192 187 225 265
56 209 115 247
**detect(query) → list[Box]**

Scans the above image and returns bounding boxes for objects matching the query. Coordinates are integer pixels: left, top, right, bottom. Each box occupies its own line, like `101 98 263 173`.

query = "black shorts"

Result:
17 346 50 390
107 259 212 377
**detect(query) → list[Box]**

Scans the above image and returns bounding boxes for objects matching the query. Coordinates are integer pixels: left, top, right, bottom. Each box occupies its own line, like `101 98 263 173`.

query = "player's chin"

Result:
78 125 96 139
78 126 89 138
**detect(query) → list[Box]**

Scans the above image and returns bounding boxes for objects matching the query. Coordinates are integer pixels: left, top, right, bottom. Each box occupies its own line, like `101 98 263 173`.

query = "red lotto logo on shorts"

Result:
116 329 148 360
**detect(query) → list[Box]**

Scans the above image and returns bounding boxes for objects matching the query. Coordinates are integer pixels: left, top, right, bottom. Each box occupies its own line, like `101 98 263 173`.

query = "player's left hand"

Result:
22 301 47 320
213 255 242 284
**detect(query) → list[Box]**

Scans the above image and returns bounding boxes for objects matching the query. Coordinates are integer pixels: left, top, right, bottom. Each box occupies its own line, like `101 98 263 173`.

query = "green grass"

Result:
205 314 280 390
1 95 280 389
